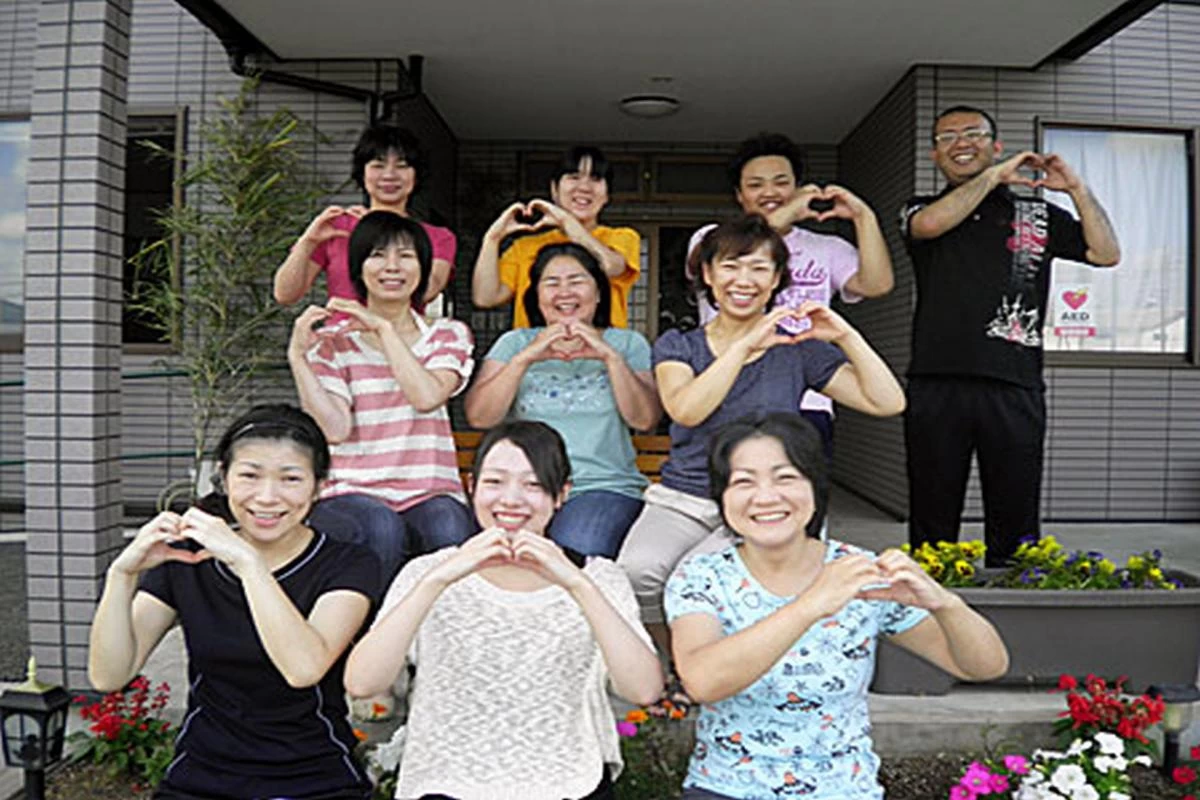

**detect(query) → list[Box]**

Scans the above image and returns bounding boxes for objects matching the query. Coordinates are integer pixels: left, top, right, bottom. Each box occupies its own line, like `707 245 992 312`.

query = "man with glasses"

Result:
900 105 1120 566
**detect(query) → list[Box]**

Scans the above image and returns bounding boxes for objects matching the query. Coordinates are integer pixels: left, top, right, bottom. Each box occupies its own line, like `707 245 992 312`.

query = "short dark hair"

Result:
347 211 432 304
729 132 804 192
215 403 331 484
550 145 614 189
932 105 999 143
688 214 791 310
523 242 613 329
708 412 828 540
472 420 572 500
351 124 426 194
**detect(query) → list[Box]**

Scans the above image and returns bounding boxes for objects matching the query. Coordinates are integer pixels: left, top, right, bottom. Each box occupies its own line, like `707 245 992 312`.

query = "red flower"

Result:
1057 674 1078 691
1173 766 1198 785
1191 745 1200 761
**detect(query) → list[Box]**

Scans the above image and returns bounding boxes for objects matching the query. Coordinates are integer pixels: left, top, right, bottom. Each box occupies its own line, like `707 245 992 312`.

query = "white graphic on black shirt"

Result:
986 200 1048 348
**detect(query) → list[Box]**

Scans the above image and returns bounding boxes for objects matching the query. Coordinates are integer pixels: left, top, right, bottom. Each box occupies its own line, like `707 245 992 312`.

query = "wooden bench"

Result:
453 430 670 489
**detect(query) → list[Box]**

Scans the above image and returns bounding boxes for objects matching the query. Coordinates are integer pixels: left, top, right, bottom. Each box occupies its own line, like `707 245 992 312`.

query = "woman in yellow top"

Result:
471 145 641 328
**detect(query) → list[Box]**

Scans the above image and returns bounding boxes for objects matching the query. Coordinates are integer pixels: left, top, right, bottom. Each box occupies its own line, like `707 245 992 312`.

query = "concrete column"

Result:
24 0 129 689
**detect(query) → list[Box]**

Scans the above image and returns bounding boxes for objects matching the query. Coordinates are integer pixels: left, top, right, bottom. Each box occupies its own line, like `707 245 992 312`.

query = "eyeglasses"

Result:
933 128 993 147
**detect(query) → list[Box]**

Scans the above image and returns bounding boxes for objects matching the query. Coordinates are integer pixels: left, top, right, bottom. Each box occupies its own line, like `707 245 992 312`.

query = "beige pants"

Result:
616 483 736 624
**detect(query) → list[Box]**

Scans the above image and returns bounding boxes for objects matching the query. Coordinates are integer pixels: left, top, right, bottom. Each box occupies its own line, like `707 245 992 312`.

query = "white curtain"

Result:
1041 127 1189 354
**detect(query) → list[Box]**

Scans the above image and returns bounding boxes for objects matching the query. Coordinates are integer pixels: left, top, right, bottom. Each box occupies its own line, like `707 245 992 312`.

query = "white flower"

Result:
1066 738 1094 757
366 724 406 777
1034 748 1066 761
1107 792 1131 800
1093 754 1127 773
1051 764 1088 792
1093 732 1124 756
1070 786 1099 800
1132 755 1152 767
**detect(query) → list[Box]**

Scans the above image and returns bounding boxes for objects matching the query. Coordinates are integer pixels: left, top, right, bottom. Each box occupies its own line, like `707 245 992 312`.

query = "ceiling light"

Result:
619 95 681 119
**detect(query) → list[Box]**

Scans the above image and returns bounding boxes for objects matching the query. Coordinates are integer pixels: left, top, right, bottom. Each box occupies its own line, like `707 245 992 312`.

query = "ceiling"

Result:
197 0 1138 143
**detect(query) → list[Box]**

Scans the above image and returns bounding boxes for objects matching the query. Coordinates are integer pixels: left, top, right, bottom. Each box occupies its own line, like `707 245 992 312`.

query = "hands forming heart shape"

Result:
794 184 865 223
995 151 1078 191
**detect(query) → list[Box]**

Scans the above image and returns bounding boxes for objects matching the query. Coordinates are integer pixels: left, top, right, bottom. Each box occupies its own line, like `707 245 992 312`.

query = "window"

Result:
123 113 181 346
1040 124 1192 357
0 118 29 342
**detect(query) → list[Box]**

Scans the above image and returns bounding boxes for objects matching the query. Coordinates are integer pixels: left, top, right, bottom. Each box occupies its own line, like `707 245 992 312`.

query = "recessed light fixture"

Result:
619 94 681 119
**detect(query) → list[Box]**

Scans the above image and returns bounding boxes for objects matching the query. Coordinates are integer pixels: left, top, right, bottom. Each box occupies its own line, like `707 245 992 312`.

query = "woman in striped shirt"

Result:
288 211 476 588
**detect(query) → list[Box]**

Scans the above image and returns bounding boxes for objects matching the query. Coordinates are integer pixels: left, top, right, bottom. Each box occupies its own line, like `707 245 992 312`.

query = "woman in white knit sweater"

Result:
345 420 663 800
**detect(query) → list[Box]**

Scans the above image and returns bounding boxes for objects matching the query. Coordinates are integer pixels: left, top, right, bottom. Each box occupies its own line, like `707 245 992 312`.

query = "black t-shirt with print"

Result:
140 530 380 800
900 186 1091 389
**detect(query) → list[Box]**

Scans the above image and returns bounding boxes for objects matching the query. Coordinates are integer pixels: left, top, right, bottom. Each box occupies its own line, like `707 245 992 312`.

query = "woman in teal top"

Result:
465 242 660 557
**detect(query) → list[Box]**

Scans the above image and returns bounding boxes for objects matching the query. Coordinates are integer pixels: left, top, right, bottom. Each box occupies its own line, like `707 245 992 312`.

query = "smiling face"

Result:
472 439 565 535
223 438 318 545
722 435 814 549
363 150 416 209
550 155 609 227
703 242 782 319
735 155 797 217
537 254 600 326
362 237 421 304
931 111 1002 186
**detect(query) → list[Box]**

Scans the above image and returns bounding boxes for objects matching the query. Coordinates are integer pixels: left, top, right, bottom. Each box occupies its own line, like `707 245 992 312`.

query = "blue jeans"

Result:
548 490 643 559
310 493 476 583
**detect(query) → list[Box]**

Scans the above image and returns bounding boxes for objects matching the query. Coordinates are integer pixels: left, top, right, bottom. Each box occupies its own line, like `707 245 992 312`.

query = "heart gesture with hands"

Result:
991 151 1044 189
789 301 853 345
559 320 615 363
804 553 890 619
178 507 265 579
425 528 523 588
299 206 354 250
1035 154 1082 192
737 307 807 359
326 297 390 334
110 511 211 577
518 323 574 364
526 198 586 237
509 530 586 590
815 184 870 222
856 549 957 612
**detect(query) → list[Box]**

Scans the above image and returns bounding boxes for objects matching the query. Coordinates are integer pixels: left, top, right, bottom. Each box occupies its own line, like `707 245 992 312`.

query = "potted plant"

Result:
129 78 330 504
871 537 1200 696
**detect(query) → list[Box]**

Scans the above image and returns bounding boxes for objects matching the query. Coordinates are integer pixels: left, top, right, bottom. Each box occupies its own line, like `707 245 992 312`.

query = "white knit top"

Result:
378 549 650 800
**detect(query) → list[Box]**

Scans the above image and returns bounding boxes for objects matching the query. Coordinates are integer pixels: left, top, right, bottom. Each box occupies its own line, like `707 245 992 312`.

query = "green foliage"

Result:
616 706 692 800
995 537 1181 590
70 677 176 790
128 78 330 496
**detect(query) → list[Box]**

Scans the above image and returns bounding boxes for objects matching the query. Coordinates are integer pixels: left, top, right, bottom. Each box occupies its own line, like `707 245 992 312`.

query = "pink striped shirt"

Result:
307 313 474 512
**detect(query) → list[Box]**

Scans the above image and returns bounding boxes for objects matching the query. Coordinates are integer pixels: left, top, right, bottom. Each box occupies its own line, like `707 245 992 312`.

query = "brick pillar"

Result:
24 0 129 689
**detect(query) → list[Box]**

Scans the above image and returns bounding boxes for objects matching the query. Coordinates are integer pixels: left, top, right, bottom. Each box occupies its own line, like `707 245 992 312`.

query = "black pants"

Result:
905 376 1046 566
420 766 613 800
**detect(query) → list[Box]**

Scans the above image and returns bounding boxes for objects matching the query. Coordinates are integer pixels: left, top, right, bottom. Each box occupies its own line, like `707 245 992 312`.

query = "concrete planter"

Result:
871 569 1200 696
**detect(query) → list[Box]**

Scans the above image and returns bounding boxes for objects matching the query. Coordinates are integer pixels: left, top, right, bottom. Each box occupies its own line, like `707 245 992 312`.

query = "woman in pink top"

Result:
275 124 456 313
288 211 475 587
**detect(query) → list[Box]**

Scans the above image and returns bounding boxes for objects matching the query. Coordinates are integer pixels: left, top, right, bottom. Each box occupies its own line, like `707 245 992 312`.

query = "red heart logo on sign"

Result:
1062 290 1088 310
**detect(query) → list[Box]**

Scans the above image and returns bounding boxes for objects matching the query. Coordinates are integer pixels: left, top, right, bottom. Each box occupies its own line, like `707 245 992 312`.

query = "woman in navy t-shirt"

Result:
618 214 907 629
88 404 379 800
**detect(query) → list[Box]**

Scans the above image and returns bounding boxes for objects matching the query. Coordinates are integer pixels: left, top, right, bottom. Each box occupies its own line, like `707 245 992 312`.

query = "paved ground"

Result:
1 489 1198 798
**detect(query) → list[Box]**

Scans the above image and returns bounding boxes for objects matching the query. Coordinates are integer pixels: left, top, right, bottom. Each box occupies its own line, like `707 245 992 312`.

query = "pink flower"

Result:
949 785 976 800
988 774 1009 793
1004 754 1031 775
616 721 638 738
962 762 992 790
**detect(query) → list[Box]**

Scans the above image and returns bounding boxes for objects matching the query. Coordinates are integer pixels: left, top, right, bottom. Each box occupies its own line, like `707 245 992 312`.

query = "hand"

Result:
178 507 263 579
110 512 210 576
735 307 806 359
326 297 389 334
485 202 544 242
814 184 870 222
775 183 827 225
299 206 352 249
526 198 580 235
989 151 1043 189
516 323 574 364
1036 154 1082 192
345 204 368 219
857 549 957 612
791 301 854 345
562 321 616 363
424 528 518 588
509 531 585 590
288 305 332 360
804 554 890 618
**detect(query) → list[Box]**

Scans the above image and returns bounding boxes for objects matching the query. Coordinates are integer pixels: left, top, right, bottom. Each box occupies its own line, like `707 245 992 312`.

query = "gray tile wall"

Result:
835 2 1200 522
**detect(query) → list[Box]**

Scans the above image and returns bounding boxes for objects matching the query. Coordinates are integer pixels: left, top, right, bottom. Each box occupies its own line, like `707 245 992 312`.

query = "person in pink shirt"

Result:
275 124 456 314
685 133 895 460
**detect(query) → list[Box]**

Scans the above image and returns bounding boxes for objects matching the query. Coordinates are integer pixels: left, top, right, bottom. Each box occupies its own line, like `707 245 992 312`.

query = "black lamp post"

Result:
1148 682 1200 775
0 658 71 800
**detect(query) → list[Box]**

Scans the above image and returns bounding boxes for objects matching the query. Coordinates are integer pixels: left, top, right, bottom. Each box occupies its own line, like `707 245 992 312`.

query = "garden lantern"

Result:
1148 682 1200 774
0 658 71 800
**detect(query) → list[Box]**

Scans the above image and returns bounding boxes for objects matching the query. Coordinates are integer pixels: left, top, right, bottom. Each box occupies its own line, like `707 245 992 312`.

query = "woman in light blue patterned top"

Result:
466 243 660 558
665 412 1008 800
